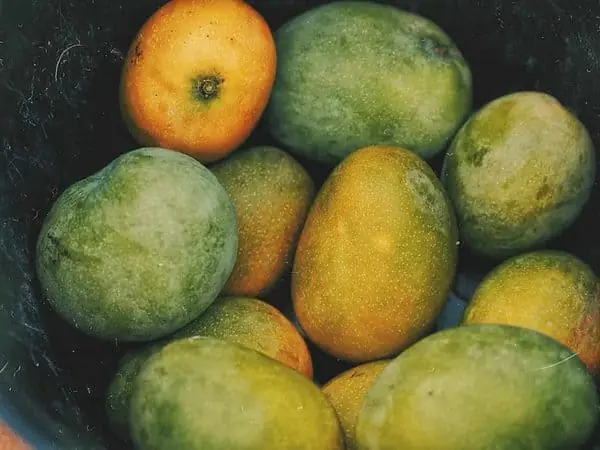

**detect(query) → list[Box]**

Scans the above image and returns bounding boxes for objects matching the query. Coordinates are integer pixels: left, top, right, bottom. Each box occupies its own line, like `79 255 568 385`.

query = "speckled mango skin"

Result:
35 147 238 341
265 1 472 164
322 360 391 450
442 91 596 259
462 250 600 374
292 145 458 362
105 296 313 441
130 337 343 450
356 324 599 450
210 146 315 297
175 296 313 378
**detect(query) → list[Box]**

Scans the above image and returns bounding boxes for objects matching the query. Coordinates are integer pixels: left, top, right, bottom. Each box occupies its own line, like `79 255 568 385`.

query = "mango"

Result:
130 337 343 449
35 148 238 341
175 296 313 378
105 296 312 440
356 324 599 449
211 146 315 297
292 145 458 362
265 1 472 164
442 91 595 258
462 250 600 374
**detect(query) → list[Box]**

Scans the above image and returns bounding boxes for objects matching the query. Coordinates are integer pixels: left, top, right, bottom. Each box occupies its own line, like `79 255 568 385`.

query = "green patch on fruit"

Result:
405 168 453 238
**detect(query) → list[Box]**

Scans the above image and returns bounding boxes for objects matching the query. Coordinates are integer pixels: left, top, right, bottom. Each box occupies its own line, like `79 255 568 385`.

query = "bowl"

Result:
1 0 599 448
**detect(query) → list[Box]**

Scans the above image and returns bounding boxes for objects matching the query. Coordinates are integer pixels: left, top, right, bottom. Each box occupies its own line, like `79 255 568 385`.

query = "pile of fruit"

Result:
34 0 600 449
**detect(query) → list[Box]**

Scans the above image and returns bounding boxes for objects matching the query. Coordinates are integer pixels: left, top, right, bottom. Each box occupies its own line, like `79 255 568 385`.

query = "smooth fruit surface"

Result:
120 0 276 162
322 360 391 450
36 148 238 341
130 337 343 450
211 146 314 297
356 324 599 450
266 1 472 164
442 91 595 258
462 250 600 374
293 145 458 362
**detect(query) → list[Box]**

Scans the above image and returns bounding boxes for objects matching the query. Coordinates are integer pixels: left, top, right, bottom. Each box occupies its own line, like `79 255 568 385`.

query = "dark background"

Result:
1 0 600 448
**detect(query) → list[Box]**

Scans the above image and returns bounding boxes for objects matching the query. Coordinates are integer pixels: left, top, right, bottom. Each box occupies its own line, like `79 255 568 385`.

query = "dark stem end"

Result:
193 75 223 101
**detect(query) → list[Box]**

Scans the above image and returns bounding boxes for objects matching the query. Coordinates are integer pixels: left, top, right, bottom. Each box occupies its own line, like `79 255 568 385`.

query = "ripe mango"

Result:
292 145 458 362
211 146 315 297
462 250 600 374
175 296 313 378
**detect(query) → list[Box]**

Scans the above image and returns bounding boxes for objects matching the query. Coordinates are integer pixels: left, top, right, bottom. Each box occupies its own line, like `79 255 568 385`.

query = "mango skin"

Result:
106 346 158 441
130 337 343 450
265 1 472 164
356 324 599 450
211 146 315 297
462 250 600 374
35 148 238 341
175 296 313 378
442 91 595 259
322 360 391 450
105 296 313 441
292 145 458 362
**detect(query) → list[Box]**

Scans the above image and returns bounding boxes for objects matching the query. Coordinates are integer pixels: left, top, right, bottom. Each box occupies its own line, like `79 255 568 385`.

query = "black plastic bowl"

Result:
1 0 600 448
